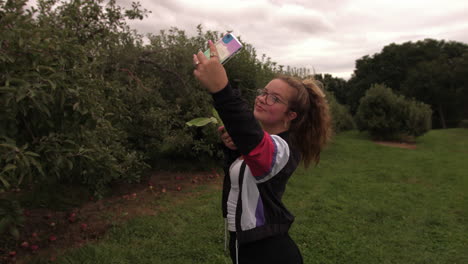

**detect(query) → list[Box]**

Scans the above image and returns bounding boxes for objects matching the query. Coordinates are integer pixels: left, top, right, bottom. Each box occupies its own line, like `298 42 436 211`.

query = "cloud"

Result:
269 4 334 35
106 0 468 79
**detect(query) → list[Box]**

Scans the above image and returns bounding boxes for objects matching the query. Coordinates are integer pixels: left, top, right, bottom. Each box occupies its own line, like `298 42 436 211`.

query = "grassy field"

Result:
44 129 467 263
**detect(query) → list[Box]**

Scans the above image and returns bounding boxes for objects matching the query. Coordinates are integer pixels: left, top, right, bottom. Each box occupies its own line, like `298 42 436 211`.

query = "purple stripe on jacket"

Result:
255 195 266 226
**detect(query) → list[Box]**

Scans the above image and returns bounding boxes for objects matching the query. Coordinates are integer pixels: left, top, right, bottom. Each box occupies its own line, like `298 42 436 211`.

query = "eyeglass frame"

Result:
256 88 288 106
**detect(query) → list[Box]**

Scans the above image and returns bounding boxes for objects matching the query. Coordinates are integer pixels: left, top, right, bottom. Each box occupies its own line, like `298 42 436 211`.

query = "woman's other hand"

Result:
193 40 228 94
218 126 237 150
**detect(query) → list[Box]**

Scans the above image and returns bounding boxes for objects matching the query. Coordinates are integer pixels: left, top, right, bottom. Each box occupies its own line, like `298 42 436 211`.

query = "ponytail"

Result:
276 75 332 168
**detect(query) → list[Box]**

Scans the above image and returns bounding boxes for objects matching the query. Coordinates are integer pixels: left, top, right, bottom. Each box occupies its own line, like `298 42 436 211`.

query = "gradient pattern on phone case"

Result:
204 35 242 63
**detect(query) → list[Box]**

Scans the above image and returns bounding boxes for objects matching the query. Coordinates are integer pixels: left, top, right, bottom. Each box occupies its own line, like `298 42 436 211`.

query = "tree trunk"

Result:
438 105 447 129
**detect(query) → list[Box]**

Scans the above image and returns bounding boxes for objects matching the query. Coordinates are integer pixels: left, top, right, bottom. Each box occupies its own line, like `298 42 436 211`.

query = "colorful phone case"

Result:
204 33 243 64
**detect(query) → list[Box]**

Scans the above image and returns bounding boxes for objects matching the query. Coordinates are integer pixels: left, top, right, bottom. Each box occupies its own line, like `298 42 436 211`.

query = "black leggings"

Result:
229 232 303 264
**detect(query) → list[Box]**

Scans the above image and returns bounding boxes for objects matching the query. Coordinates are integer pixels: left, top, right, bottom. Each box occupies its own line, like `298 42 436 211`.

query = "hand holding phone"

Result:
203 33 243 64
193 34 241 93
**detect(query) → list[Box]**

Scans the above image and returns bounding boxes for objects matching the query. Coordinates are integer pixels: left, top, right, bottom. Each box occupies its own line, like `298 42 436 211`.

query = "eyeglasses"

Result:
256 89 288 106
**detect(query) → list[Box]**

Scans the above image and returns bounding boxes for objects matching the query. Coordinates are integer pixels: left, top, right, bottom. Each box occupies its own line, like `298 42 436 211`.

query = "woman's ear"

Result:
288 111 297 121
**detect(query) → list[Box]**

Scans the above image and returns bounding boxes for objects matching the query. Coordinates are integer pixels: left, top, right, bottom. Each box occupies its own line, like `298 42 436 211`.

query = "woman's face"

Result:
254 79 297 129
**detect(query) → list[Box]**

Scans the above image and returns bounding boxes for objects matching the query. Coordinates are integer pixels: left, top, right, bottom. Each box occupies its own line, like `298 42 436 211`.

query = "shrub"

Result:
403 99 432 136
355 84 431 140
0 0 149 194
325 90 355 133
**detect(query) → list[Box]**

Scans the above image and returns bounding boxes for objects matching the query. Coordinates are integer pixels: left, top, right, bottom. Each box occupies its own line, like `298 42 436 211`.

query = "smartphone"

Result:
204 33 243 64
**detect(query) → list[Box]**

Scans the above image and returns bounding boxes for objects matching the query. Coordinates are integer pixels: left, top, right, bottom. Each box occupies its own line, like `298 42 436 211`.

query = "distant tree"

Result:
402 53 468 128
347 39 468 128
314 74 348 105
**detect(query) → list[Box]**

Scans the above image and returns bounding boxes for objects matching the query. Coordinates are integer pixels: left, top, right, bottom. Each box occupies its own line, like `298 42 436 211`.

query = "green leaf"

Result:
16 89 28 102
9 226 20 240
37 65 56 73
30 159 45 177
82 155 95 161
212 108 223 126
0 143 17 150
22 156 31 169
25 151 40 157
186 117 218 127
9 78 30 88
18 172 25 186
47 79 57 90
1 164 17 173
0 176 11 189
0 87 16 93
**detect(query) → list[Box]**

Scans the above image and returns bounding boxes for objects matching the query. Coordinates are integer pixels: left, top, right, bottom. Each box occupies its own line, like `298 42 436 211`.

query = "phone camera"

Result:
222 34 232 44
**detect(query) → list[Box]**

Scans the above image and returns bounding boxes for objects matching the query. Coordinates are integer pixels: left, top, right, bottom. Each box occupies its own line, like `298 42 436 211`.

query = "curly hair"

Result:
276 75 332 168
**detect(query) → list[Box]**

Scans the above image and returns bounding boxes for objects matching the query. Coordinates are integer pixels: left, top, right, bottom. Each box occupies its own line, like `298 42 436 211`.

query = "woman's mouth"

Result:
255 104 265 112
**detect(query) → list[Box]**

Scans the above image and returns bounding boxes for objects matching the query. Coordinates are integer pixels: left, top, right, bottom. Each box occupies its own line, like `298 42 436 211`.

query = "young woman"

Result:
193 40 332 264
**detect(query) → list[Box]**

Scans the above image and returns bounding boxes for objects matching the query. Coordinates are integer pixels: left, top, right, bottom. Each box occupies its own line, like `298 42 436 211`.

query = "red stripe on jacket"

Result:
242 131 275 178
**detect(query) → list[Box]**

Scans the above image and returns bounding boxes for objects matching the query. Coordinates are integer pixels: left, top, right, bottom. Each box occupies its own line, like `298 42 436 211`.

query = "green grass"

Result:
287 129 468 263
48 129 468 263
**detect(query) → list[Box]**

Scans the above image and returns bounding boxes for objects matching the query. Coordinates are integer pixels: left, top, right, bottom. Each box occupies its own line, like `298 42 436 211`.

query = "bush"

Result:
0 0 149 195
325 90 355 133
403 99 432 136
355 84 431 140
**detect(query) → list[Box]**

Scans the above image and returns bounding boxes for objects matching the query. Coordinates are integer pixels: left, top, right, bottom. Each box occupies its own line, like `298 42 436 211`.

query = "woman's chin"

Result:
254 111 266 121
253 110 261 119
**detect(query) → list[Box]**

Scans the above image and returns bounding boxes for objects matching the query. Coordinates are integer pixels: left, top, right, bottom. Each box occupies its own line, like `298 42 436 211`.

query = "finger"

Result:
208 40 219 61
193 68 201 79
217 126 225 133
196 50 208 64
227 142 237 150
193 54 200 65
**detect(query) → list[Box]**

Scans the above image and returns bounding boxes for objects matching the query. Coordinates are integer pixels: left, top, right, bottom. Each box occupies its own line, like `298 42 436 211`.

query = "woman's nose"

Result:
257 95 267 104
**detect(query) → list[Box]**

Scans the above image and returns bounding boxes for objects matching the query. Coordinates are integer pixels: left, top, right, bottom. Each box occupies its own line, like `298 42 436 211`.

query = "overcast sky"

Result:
29 0 468 79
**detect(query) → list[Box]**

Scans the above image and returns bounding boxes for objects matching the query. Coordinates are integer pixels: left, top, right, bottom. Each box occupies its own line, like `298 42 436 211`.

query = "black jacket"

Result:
213 83 301 244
